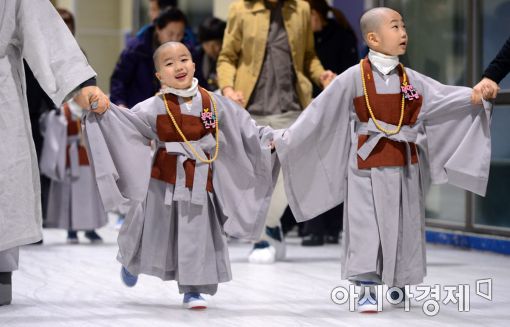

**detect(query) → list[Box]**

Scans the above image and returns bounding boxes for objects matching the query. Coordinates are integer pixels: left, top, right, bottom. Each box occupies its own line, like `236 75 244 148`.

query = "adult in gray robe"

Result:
0 0 106 305
39 103 108 238
275 60 492 287
83 91 277 295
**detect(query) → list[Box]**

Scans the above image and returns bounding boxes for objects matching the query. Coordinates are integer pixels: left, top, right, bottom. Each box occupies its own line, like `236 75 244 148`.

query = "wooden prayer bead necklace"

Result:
162 92 220 163
360 59 407 135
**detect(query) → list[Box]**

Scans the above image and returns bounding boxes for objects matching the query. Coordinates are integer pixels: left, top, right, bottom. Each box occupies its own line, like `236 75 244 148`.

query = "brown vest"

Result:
353 59 423 169
151 87 214 192
63 104 89 167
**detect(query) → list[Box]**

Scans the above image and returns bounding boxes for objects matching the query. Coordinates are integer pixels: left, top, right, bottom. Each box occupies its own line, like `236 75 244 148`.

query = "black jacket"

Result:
313 19 358 97
483 36 510 84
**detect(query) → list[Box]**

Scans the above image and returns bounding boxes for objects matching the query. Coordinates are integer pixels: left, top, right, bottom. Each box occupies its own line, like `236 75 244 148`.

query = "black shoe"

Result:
301 234 324 246
67 230 79 244
389 287 406 306
325 235 340 244
84 230 103 244
0 272 12 306
265 226 282 242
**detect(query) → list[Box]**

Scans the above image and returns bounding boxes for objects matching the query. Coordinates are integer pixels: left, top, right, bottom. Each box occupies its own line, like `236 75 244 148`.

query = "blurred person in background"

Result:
110 7 191 109
217 0 336 264
39 8 107 245
194 17 227 91
299 0 359 246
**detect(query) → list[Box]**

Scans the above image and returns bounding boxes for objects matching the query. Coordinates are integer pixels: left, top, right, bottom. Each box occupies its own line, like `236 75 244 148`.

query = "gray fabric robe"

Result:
83 92 277 289
0 0 96 253
39 110 107 230
275 63 492 287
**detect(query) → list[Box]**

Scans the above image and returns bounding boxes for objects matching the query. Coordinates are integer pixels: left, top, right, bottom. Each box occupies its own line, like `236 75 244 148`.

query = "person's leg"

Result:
248 112 300 263
280 206 297 235
324 203 344 244
0 247 19 306
301 215 325 246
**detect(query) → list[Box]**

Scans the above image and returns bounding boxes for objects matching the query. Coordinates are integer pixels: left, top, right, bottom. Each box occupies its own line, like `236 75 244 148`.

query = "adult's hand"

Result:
472 77 500 104
320 70 337 88
222 86 246 107
74 86 110 114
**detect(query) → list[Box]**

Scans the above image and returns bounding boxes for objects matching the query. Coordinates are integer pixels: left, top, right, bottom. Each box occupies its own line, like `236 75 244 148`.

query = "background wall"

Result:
54 0 133 93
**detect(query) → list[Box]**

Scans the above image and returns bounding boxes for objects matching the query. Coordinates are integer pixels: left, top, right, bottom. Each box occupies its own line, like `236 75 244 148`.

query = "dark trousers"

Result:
304 203 344 237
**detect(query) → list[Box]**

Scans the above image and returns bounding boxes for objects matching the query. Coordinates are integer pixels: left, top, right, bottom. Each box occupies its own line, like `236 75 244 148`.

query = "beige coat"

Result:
217 0 325 109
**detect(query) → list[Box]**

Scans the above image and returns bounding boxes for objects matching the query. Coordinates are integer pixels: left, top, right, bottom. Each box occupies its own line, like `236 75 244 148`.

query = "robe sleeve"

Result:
210 95 277 241
15 0 96 106
274 67 356 222
409 69 492 196
39 110 67 182
83 103 155 211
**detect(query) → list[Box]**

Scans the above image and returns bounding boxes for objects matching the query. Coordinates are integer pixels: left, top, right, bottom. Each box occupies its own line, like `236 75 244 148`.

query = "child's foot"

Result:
389 287 406 307
84 230 103 244
66 230 79 244
120 267 138 287
248 226 285 264
357 283 378 313
183 292 207 310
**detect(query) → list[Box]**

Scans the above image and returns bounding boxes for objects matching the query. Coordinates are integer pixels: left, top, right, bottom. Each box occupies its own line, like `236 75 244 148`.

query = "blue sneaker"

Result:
120 267 138 287
357 282 378 313
358 292 378 313
183 292 207 310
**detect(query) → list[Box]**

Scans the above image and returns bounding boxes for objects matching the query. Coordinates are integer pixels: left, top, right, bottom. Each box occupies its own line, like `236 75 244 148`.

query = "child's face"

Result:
155 44 195 89
156 21 185 44
367 11 407 56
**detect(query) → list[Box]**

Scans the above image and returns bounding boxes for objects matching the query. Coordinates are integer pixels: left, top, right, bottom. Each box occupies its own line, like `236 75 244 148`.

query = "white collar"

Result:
159 78 199 97
368 49 399 75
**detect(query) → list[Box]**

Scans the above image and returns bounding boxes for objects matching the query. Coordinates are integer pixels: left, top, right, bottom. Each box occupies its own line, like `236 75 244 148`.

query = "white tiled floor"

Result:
2 222 510 327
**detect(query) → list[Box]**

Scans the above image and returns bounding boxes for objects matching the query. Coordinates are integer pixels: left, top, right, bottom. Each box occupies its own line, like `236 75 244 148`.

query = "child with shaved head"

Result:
274 7 492 312
84 42 277 310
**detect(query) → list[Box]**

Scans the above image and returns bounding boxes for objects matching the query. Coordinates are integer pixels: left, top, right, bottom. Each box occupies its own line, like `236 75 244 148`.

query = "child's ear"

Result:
155 72 161 81
367 32 378 46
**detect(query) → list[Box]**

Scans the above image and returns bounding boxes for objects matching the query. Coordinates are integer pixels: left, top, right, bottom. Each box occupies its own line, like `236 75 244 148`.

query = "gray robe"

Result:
0 0 96 255
39 110 107 231
275 63 492 287
83 92 277 289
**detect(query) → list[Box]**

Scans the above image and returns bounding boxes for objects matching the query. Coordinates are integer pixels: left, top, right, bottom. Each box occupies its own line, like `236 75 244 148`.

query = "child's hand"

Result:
74 86 110 114
320 70 337 88
269 140 275 150
472 77 500 104
223 87 245 106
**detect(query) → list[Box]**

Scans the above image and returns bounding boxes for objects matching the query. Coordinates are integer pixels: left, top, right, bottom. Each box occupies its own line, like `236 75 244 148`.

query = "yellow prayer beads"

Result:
162 92 220 164
360 59 407 136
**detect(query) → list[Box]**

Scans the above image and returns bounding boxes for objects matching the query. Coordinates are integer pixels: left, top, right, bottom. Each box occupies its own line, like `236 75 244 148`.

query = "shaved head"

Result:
153 41 191 71
360 7 400 42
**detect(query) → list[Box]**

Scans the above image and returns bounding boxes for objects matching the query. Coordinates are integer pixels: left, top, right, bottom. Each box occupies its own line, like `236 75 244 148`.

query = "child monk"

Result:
274 7 491 313
84 42 277 309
